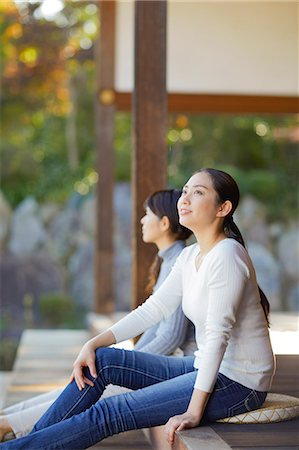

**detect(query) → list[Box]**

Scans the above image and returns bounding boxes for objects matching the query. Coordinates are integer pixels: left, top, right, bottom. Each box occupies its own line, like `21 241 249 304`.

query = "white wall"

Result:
115 1 298 96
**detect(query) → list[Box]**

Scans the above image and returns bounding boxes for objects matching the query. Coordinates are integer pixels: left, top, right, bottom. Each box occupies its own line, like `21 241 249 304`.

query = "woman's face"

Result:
140 207 166 244
177 171 221 232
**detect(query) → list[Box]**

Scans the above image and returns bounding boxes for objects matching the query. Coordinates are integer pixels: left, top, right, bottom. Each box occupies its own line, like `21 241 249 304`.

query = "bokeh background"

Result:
0 0 298 371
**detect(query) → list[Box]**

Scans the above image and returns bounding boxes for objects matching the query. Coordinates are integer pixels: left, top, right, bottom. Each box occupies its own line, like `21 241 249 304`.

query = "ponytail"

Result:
224 215 270 327
145 255 163 297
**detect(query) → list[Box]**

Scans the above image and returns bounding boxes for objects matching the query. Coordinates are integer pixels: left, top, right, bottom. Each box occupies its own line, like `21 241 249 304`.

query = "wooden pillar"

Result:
94 0 116 314
132 1 168 309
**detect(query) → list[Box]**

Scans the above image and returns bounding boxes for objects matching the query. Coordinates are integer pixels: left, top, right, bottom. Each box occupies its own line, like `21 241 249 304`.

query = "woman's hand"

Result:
69 330 116 391
69 342 98 391
164 412 201 446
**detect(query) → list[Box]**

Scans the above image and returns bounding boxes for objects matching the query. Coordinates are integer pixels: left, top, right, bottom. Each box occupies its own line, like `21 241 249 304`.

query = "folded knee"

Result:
95 347 123 371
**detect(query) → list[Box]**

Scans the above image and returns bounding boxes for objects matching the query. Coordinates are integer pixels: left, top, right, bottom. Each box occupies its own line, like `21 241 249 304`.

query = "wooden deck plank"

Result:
89 431 151 449
212 419 299 447
173 427 231 450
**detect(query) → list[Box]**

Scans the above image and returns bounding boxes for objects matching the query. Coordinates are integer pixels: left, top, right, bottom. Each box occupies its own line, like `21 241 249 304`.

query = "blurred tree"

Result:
0 0 98 205
167 115 298 220
0 1 297 222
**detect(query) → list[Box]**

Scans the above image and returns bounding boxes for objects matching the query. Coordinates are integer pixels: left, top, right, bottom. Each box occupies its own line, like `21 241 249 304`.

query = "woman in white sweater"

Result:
0 189 194 441
1 168 275 450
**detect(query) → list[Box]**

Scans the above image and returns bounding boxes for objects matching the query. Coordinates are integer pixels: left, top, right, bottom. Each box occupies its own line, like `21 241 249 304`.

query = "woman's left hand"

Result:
164 412 201 446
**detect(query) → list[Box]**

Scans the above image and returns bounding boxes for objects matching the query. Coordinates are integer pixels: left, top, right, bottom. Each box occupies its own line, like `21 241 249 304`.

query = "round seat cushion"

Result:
218 393 299 424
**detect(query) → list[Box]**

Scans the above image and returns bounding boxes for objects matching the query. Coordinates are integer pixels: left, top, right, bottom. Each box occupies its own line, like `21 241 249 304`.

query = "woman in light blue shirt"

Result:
136 189 194 356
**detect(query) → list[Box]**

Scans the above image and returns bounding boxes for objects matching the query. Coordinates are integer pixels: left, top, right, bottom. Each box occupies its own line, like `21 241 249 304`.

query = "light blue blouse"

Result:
135 240 195 356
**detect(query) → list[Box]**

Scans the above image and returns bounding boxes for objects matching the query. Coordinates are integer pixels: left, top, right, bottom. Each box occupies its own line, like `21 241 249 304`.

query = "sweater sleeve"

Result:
136 305 188 355
194 246 249 392
109 251 184 343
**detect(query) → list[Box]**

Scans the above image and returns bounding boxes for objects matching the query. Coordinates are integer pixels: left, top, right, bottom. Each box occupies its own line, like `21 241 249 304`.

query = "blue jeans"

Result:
0 348 267 450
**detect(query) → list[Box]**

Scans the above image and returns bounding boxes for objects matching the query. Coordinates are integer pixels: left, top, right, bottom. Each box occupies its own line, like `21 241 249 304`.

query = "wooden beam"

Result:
94 0 116 314
132 1 168 310
116 92 299 114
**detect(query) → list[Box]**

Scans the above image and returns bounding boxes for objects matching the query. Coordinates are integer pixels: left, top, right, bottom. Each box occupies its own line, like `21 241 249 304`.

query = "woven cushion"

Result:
218 393 299 424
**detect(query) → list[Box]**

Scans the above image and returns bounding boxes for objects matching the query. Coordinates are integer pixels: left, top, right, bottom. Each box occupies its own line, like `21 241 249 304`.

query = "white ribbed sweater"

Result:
110 239 275 393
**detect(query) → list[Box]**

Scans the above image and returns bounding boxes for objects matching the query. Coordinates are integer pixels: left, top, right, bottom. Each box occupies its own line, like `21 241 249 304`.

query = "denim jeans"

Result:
0 348 267 450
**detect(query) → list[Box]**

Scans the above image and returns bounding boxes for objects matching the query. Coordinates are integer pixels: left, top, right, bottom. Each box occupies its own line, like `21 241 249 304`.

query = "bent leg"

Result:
32 348 194 432
0 371 197 450
0 369 266 450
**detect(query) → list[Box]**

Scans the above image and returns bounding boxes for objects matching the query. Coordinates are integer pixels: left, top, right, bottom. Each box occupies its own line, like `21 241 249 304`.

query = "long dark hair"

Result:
197 168 270 326
144 189 192 296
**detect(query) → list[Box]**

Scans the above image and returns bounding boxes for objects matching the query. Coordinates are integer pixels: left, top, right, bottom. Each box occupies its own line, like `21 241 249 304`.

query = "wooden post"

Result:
94 0 116 314
132 1 168 309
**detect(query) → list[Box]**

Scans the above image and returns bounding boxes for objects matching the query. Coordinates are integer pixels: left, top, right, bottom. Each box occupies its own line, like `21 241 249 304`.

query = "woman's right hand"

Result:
69 341 98 391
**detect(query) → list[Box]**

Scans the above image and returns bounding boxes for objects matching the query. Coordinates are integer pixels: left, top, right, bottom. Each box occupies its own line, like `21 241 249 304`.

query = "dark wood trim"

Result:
132 1 168 311
94 0 116 314
116 92 299 114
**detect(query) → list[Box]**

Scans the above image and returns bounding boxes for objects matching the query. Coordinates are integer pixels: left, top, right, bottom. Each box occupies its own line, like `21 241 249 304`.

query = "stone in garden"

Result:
286 282 299 311
236 196 270 247
9 197 47 255
0 191 12 251
0 253 65 326
39 203 60 226
114 182 132 236
247 241 281 310
115 250 132 310
80 196 96 237
278 228 299 281
236 196 267 231
68 240 94 308
114 182 132 309
45 209 83 262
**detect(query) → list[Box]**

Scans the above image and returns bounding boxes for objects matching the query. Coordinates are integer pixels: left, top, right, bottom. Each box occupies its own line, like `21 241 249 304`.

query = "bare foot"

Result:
0 415 12 442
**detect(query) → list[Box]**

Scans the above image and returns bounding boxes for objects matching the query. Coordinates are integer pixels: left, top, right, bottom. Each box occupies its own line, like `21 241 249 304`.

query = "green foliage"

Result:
167 115 298 221
39 293 84 328
115 113 132 180
0 2 298 224
0 338 18 371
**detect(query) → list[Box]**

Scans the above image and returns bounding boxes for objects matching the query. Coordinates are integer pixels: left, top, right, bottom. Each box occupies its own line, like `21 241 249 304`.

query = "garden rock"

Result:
80 196 96 237
278 228 299 281
236 196 270 247
0 253 65 325
0 191 12 250
68 240 94 308
40 203 60 226
247 241 281 310
9 197 47 255
286 283 299 311
44 209 83 262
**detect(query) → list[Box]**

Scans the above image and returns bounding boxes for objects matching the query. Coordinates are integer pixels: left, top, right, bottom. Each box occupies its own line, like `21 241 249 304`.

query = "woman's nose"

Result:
181 195 190 205
140 216 145 224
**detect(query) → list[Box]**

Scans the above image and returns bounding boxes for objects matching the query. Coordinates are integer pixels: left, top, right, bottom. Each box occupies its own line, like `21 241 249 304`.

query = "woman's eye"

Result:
194 190 203 195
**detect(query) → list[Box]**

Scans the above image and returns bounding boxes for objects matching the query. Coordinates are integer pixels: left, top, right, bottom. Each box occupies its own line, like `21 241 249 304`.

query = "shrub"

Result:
0 338 18 371
39 293 78 327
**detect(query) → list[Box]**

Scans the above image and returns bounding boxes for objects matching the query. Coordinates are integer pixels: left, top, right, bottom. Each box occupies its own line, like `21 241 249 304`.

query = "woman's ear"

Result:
160 215 171 232
216 200 233 218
